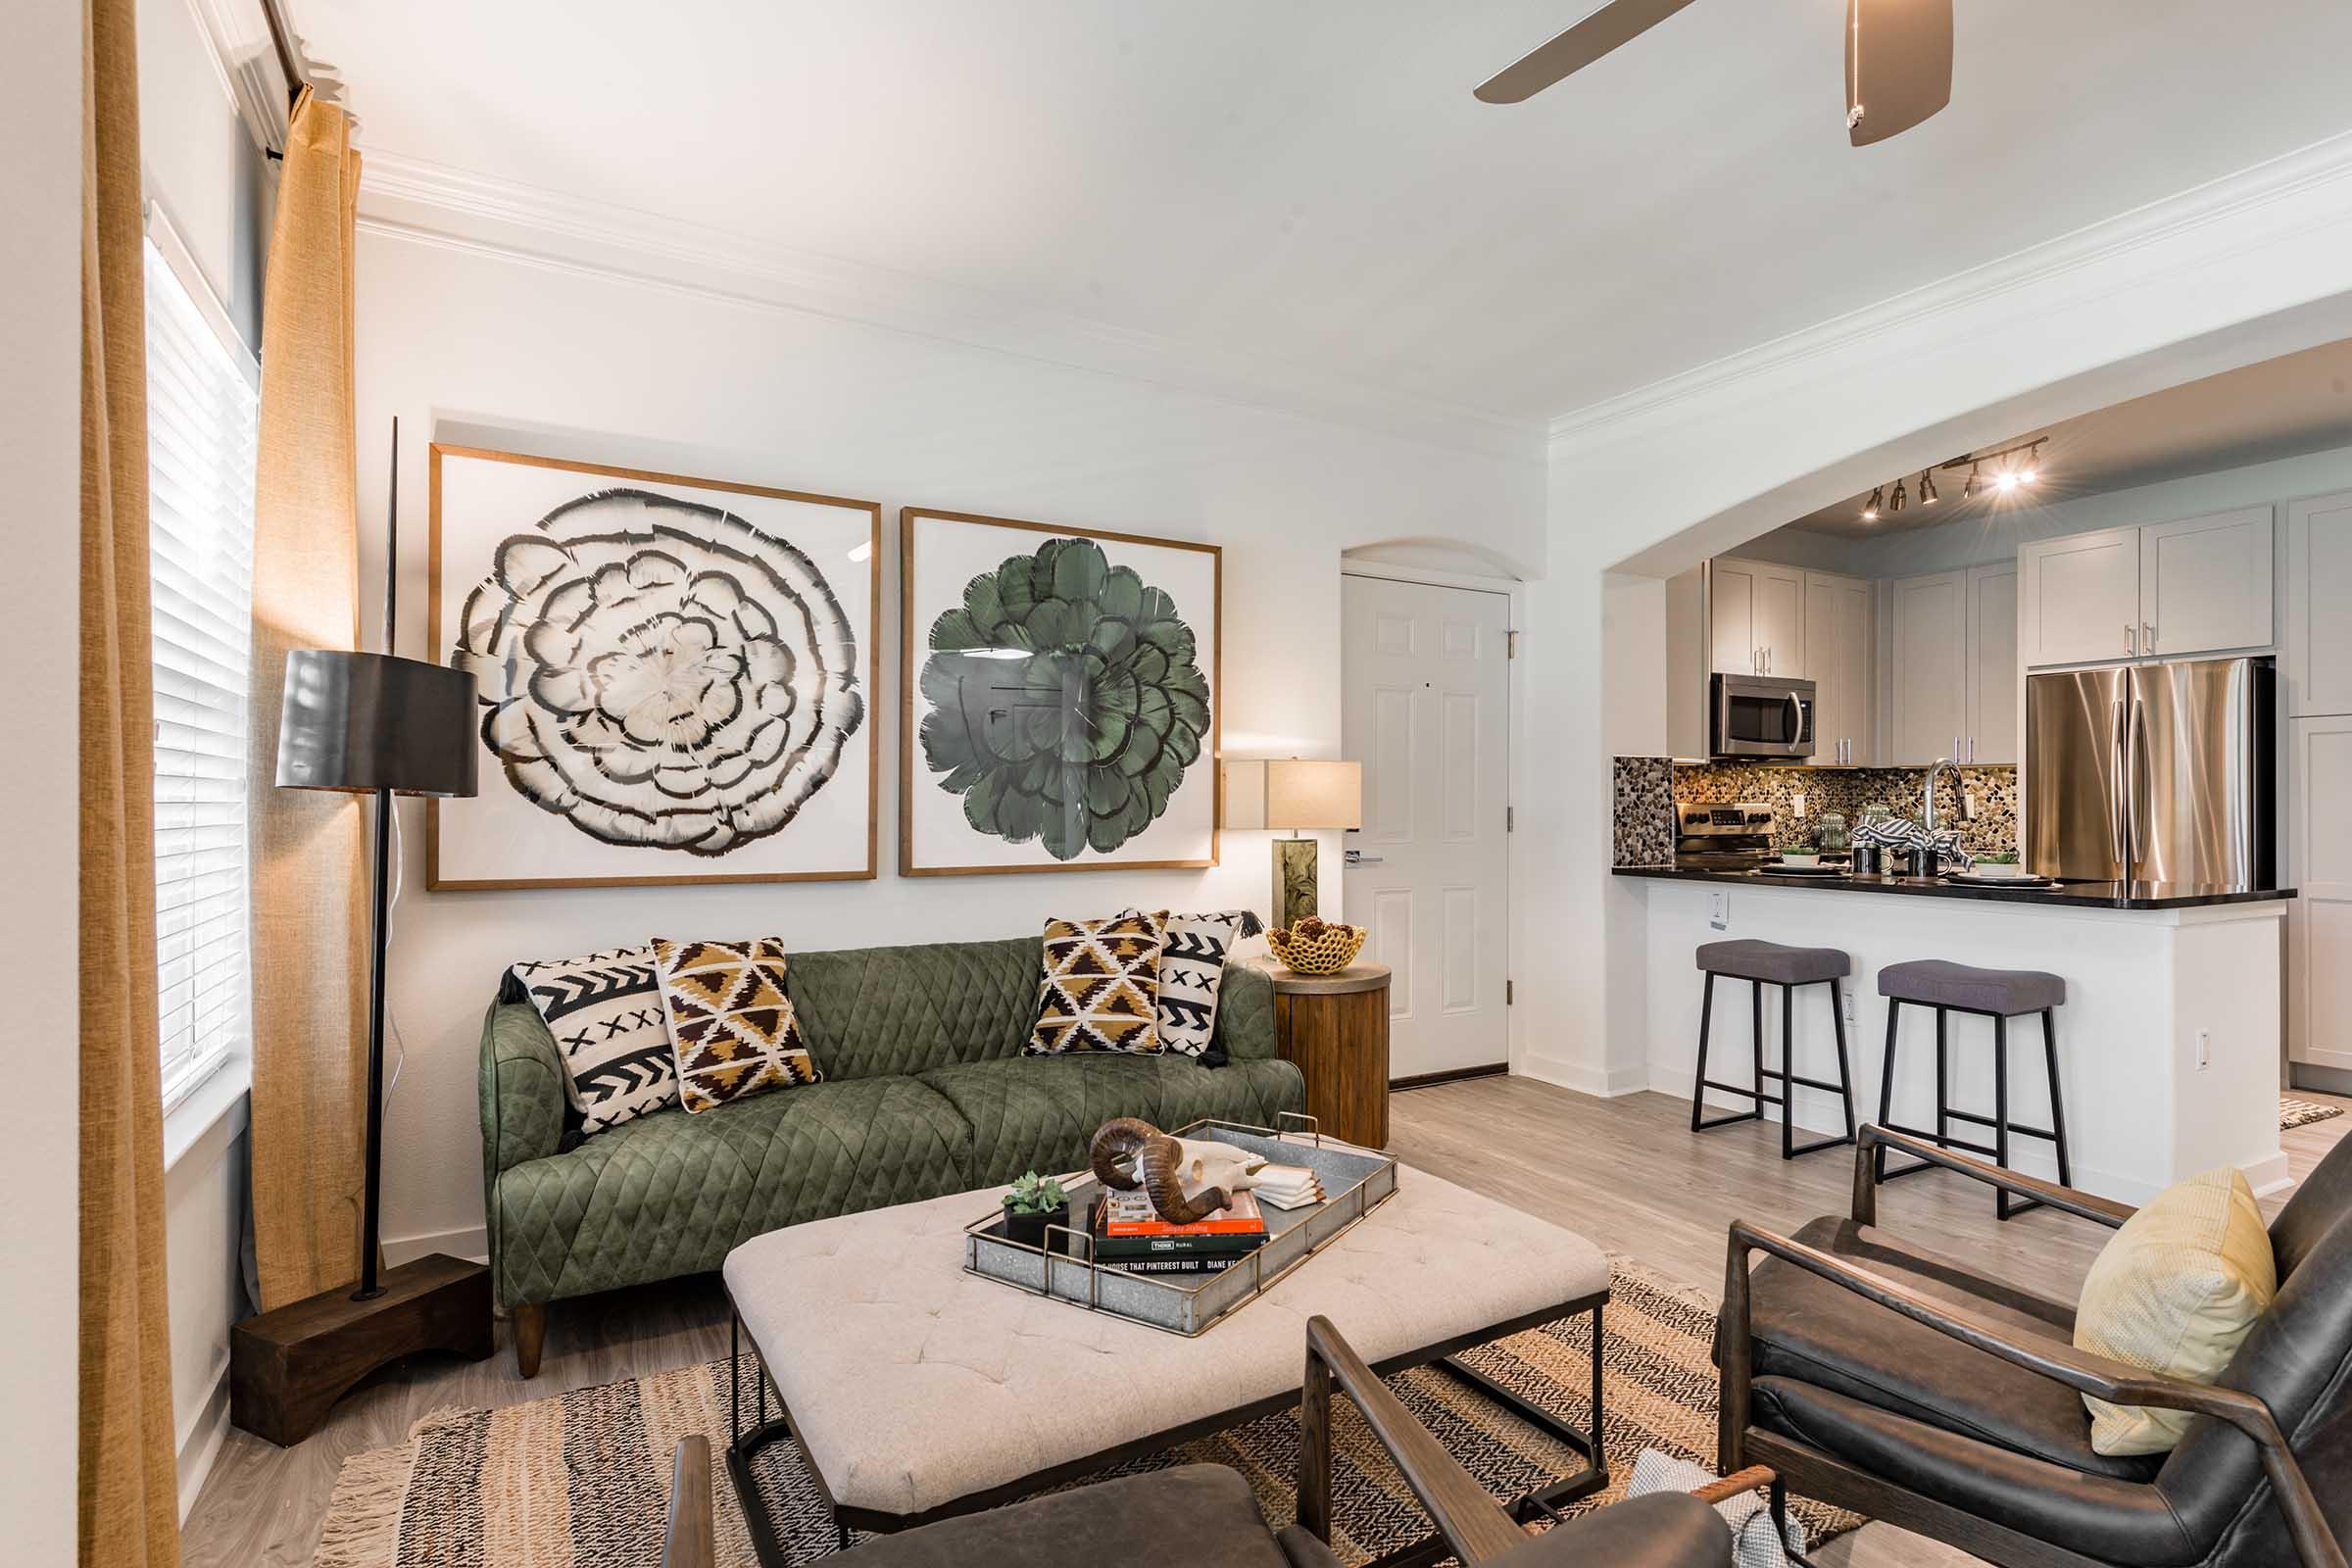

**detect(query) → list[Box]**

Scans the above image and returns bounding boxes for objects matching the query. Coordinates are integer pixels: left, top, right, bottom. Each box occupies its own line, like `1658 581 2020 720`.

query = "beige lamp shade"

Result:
1222 758 1362 832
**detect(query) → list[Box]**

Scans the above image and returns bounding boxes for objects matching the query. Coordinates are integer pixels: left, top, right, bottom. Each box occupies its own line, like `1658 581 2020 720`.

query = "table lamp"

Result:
1224 759 1362 929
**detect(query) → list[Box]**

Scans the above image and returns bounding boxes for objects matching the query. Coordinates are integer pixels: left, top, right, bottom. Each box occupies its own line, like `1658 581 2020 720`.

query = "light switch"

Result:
1709 890 1730 930
1962 791 1980 821
1791 791 1807 818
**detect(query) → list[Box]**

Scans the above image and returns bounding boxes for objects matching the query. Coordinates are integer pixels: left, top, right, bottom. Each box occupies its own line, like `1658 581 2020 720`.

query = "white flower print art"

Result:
429 447 878 889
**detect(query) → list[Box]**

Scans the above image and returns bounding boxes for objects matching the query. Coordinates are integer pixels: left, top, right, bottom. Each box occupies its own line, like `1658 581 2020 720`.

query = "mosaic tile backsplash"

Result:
1611 757 2021 864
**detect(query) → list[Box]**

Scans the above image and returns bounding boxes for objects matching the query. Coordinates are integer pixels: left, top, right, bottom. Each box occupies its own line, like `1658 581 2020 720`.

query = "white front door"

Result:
1340 573 1511 1081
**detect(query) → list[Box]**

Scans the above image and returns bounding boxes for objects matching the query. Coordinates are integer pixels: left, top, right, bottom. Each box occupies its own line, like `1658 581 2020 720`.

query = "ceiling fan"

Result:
1474 0 1954 147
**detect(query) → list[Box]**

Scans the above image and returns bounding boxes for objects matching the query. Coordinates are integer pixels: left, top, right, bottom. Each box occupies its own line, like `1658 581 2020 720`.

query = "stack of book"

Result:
1091 1189 1268 1276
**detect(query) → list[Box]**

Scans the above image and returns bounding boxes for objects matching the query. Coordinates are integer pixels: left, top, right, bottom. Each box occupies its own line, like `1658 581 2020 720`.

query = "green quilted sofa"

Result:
479 934 1302 1373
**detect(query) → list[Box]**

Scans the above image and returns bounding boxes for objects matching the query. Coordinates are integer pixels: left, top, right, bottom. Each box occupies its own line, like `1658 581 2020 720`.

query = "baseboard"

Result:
175 1358 230 1522
2242 1152 2294 1200
2290 1061 2352 1096
1515 1052 1649 1099
1390 1063 1508 1093
384 1224 489 1268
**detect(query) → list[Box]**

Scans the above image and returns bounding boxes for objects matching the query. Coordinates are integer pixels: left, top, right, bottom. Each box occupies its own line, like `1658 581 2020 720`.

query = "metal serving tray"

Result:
962 1114 1398 1337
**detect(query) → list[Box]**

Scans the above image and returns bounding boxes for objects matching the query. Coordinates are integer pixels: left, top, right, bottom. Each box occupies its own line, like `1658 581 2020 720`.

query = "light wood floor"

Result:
180 1079 2351 1567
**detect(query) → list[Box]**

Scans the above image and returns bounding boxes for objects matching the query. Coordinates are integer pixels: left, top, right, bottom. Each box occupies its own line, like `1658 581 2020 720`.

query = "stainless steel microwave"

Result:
1711 672 1816 760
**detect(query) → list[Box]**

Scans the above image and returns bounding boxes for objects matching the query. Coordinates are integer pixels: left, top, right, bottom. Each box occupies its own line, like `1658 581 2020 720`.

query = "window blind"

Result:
144 231 259 1110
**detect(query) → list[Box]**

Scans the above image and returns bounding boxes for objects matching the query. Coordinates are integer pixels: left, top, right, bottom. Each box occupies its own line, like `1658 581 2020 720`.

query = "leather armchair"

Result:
662 1315 1740 1568
1719 1124 2352 1568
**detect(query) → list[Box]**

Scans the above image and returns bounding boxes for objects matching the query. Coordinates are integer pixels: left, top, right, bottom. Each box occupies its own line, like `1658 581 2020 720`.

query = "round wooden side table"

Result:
1251 960 1392 1150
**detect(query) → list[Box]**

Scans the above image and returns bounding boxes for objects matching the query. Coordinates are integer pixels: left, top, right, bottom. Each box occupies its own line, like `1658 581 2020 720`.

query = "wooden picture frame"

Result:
899 507 1221 877
427 444 881 890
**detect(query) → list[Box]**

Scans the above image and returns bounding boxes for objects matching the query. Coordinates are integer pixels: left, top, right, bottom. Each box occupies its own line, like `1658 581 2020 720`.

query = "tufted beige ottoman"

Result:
720 1163 1613 1560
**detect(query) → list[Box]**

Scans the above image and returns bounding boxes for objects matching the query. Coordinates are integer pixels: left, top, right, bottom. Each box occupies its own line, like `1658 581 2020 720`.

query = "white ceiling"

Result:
295 1 2352 424
1780 334 2352 539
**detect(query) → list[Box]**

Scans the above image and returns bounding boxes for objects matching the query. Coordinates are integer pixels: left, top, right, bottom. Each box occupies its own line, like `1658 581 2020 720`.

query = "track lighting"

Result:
1888 480 1907 513
1920 470 1938 506
1858 436 2045 519
1963 464 1979 500
1861 486 1883 520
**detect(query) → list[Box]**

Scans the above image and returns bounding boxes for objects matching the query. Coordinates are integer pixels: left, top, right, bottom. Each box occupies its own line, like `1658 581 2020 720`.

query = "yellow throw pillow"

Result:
2073 1166 2277 1455
652 937 822 1113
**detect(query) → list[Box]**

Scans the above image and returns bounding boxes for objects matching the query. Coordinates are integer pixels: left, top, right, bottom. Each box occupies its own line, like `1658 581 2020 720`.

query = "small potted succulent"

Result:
1000 1170 1071 1253
1779 834 1823 869
1972 850 2025 880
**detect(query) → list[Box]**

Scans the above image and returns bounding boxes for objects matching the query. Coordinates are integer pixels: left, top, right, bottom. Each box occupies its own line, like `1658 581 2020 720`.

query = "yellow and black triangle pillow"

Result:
651 936 822 1113
1025 909 1170 1055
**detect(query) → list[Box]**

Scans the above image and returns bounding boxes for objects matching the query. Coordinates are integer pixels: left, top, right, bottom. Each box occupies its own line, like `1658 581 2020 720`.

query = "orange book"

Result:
1097 1189 1266 1238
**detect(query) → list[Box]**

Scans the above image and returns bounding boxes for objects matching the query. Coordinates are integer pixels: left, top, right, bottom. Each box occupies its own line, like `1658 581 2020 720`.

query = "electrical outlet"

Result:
1791 791 1807 818
1841 987 1856 1026
1709 890 1730 930
1962 790 1980 821
2196 1028 2212 1070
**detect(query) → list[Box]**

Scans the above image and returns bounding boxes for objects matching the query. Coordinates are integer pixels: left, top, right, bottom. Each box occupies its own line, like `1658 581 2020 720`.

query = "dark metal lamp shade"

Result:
275 649 480 797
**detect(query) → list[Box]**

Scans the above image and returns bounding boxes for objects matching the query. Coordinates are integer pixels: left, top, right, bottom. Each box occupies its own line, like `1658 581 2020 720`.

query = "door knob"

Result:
1344 850 1383 865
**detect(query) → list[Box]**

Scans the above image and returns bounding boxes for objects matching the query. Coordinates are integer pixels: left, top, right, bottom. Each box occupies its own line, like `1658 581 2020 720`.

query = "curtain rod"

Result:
259 0 306 113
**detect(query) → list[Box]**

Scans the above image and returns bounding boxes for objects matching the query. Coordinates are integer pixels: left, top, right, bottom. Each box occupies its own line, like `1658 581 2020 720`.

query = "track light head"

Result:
1920 470 1938 505
1888 480 1907 513
1862 485 1883 520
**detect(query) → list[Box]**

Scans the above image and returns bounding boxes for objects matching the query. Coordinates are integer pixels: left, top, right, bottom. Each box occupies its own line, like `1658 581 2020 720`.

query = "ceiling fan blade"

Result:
1474 0 1705 104
1845 0 1953 145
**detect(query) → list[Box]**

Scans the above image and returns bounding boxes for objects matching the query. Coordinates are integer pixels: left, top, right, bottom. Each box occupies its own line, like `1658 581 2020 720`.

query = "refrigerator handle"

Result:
2127 695 2148 869
2110 697 2129 866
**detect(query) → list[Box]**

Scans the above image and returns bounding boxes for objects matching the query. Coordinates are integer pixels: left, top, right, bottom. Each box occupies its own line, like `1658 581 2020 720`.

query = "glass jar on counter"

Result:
1816 811 1849 855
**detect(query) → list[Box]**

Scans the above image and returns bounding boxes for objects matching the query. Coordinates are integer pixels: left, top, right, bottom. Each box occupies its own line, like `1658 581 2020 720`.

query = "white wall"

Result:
0 0 85 1557
354 226 1547 1254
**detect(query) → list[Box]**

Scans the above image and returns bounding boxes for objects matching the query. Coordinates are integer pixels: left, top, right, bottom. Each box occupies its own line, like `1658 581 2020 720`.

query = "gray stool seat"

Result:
1878 959 2065 1016
1696 939 1852 987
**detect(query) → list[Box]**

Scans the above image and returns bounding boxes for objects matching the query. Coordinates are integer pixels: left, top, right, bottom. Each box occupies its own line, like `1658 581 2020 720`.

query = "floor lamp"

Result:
228 421 498 1446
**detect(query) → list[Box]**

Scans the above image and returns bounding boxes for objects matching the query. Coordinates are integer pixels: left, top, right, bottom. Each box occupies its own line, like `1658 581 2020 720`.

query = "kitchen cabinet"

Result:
2288 715 2352 1078
2140 507 2274 657
1966 563 2019 765
2019 526 2139 666
1887 570 1967 765
2019 508 2274 667
1886 564 2015 765
1803 570 1875 764
1709 557 1804 676
2284 491 2352 717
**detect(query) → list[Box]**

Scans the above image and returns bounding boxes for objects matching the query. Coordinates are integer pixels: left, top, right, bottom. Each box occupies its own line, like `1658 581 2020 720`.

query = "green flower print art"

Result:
919 537 1210 859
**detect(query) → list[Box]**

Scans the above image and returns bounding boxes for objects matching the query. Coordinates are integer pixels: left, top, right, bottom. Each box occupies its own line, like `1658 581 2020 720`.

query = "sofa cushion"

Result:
504 947 677 1134
921 1054 1305 1188
1156 910 1259 1058
784 937 1042 1081
653 936 821 1112
490 1074 973 1304
1027 909 1170 1055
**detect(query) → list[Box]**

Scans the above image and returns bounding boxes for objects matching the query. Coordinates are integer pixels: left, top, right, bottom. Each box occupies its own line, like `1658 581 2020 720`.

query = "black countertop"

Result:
1612 862 2296 911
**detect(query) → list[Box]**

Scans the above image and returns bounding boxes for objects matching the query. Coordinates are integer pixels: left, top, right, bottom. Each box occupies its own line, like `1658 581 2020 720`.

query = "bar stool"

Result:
1875 959 2072 1220
1691 939 1857 1160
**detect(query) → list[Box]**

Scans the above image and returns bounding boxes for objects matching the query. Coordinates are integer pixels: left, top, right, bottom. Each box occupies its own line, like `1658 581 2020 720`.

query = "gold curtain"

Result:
249 90 370 1311
79 0 182 1560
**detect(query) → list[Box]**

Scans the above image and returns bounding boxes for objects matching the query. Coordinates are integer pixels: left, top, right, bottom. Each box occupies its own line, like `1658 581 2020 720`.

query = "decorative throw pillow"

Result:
651 937 822 1113
505 947 678 1135
1027 909 1169 1055
1156 909 1263 1059
2073 1165 2278 1455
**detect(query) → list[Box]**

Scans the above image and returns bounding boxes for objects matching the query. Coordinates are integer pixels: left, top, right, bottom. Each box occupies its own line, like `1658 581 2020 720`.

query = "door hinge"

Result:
1506 805 1515 832
1506 629 1518 659
1506 979 1514 1005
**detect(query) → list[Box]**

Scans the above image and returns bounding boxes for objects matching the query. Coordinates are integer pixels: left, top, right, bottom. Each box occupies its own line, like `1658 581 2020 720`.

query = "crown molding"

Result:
356 151 1545 464
1547 126 2352 451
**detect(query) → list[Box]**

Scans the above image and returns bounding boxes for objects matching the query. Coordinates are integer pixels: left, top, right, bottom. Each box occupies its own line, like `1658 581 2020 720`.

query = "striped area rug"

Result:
315 1259 1861 1567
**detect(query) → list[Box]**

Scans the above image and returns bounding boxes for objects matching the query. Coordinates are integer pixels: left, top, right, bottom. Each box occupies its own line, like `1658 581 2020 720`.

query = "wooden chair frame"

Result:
1718 1125 2346 1568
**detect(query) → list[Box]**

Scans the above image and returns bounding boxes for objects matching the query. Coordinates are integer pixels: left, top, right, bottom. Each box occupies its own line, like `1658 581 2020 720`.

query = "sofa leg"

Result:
513 1302 548 1378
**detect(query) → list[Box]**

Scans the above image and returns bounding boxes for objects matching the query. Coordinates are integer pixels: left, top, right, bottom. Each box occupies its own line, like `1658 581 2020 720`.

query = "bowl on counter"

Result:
1779 849 1823 869
1967 858 2027 880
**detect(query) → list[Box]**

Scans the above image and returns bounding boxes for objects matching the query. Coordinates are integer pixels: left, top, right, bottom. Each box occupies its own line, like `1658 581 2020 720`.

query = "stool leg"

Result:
1875 999 1901 1184
1934 1007 1950 1151
1691 972 1716 1133
2042 1008 2074 1189
1751 980 1766 1121
1829 979 1856 1142
1780 982 1795 1160
1993 1011 2014 1221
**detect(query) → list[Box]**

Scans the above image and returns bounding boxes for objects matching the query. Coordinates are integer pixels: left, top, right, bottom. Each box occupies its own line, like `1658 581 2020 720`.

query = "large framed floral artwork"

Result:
900 508 1219 876
427 446 879 889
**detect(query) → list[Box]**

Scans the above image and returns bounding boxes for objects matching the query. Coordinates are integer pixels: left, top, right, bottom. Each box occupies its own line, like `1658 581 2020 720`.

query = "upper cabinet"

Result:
2019 508 2274 667
1885 564 2015 766
1804 570 1874 765
1709 558 1805 676
2018 526 2139 665
2285 491 2352 717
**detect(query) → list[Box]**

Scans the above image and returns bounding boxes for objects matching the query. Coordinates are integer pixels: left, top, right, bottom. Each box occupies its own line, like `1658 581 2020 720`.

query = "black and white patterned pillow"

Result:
1156 909 1263 1059
506 946 679 1134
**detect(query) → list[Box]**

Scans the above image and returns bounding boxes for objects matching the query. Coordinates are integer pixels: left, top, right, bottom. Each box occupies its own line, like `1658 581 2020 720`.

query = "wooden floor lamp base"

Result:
229 1253 493 1446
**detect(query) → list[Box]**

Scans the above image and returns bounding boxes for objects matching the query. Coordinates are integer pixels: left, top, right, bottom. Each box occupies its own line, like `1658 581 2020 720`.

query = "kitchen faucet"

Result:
1923 756 1960 836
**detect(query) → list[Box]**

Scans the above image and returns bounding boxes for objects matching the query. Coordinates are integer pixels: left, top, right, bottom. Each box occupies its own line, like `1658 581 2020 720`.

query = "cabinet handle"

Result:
2126 622 2136 658
2143 621 2155 654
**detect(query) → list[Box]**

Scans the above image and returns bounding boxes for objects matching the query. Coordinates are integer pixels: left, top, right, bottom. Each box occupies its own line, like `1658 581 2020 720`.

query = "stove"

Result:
1673 802 1778 869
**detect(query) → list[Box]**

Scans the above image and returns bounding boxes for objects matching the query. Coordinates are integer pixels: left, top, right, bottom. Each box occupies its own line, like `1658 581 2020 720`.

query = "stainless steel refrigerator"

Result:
2024 657 2275 888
